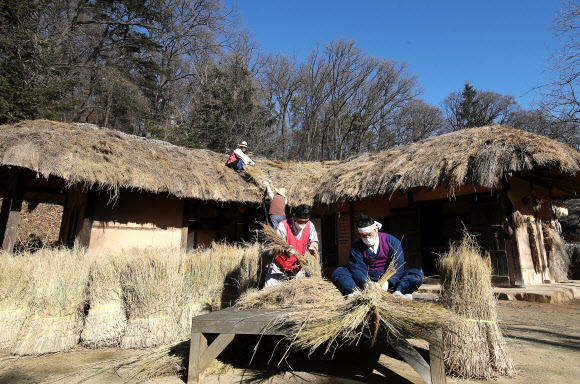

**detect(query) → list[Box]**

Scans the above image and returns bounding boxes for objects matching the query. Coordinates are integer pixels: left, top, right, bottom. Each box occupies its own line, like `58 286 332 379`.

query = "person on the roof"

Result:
332 213 423 300
264 204 319 288
226 141 255 173
265 184 287 229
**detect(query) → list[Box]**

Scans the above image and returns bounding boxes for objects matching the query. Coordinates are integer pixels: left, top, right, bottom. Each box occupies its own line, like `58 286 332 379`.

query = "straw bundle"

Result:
178 242 263 335
13 248 90 355
235 278 343 310
259 223 321 278
0 253 30 349
439 233 515 379
120 248 184 349
542 224 571 282
80 251 127 348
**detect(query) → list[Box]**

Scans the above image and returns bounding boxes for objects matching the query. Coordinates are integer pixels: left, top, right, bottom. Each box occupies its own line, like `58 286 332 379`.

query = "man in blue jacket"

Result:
332 213 424 300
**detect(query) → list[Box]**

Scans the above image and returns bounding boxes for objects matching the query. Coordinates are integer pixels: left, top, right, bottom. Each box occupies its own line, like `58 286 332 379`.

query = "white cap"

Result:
238 141 248 148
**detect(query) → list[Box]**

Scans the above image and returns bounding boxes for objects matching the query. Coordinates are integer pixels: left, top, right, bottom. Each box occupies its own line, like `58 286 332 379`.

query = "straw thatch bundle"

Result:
259 223 321 278
0 253 30 349
439 234 515 379
178 242 263 336
120 248 184 349
542 223 571 282
13 248 90 355
80 252 127 348
235 278 343 310
234 277 456 356
315 125 580 204
0 120 262 203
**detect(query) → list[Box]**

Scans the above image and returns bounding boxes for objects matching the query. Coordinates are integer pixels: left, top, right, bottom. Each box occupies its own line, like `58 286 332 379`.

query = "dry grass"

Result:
235 278 343 310
0 120 262 203
12 247 91 355
178 241 263 335
80 251 127 348
259 223 321 278
0 253 30 349
439 233 515 379
315 125 580 204
542 224 571 282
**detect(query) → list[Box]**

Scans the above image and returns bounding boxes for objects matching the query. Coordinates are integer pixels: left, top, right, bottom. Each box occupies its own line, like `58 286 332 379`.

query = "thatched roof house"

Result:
315 125 580 204
1 120 579 287
0 120 263 203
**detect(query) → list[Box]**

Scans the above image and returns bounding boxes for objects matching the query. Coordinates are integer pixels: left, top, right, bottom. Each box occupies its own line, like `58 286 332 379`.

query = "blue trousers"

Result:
269 214 286 229
332 267 424 295
226 159 244 173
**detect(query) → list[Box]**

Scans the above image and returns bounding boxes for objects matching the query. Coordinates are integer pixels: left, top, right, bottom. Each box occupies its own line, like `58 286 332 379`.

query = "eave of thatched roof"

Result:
314 126 580 205
0 120 263 203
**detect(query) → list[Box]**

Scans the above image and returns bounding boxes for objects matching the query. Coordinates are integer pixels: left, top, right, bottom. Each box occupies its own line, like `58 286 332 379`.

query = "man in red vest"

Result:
264 204 319 288
225 141 255 173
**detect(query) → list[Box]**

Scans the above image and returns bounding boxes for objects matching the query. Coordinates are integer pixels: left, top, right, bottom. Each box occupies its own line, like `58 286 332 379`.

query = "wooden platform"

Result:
188 308 445 384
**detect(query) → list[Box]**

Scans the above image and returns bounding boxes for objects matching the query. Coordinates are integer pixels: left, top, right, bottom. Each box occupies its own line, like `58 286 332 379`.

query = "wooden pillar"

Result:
58 186 87 247
78 187 97 248
181 199 189 250
0 172 25 253
500 178 524 287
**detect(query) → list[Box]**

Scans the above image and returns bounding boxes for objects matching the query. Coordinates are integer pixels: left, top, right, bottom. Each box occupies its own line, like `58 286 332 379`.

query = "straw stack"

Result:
439 233 515 379
80 251 127 347
120 248 184 349
178 242 262 336
0 252 30 349
13 248 90 355
542 223 571 282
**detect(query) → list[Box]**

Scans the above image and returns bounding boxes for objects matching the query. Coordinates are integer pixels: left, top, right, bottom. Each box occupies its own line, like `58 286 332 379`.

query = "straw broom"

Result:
259 223 321 278
0 252 29 350
439 233 515 379
13 248 90 355
120 248 183 349
80 251 127 348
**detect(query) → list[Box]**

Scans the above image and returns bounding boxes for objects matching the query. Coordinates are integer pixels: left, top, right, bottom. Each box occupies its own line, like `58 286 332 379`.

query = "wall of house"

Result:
89 191 184 251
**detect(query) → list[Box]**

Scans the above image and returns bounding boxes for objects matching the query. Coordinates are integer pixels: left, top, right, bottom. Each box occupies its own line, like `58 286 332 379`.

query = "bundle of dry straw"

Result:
0 252 29 349
120 248 184 349
178 242 262 335
259 223 321 279
236 277 456 356
542 223 571 282
439 233 515 379
80 251 127 348
13 248 90 355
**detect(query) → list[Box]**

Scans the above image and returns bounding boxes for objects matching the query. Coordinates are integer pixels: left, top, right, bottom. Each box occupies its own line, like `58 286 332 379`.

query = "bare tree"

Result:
538 0 580 145
390 100 445 145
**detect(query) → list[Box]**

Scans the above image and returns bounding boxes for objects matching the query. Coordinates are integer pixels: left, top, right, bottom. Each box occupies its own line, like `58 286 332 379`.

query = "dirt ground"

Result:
1 299 578 384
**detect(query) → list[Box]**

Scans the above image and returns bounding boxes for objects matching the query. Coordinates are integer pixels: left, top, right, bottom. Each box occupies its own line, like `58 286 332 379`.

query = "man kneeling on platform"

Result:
332 213 423 300
264 204 319 288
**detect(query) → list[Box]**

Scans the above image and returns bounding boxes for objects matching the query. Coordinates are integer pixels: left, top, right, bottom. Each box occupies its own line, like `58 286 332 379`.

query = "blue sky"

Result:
232 1 563 109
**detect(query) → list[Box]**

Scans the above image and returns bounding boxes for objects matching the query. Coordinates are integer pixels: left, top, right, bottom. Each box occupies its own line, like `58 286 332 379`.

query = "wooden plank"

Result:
199 333 236 370
190 309 287 336
392 338 433 384
78 188 97 247
1 173 25 253
187 332 208 383
429 333 446 384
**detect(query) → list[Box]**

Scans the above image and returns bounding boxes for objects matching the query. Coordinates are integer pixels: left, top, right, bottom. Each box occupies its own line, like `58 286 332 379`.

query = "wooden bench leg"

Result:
188 332 208 383
429 332 446 384
187 333 236 383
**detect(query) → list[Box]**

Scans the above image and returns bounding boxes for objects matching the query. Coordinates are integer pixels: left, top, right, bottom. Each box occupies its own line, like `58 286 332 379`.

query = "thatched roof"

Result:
1 122 578 207
315 126 580 204
0 120 263 203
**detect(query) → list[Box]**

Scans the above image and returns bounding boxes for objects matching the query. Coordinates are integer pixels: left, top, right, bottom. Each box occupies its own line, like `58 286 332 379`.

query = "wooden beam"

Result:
429 332 446 384
500 178 524 287
181 199 189 250
78 188 97 248
0 173 25 253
